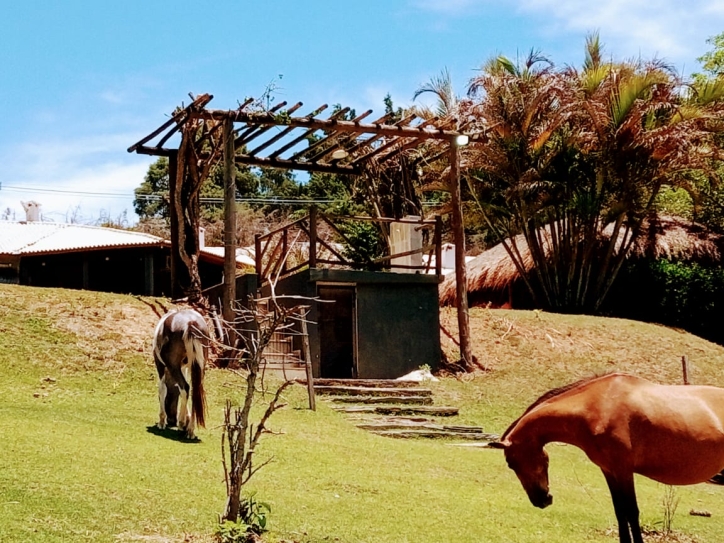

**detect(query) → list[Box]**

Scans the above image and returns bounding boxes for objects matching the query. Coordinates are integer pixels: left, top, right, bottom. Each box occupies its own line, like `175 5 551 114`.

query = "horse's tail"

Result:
183 321 207 429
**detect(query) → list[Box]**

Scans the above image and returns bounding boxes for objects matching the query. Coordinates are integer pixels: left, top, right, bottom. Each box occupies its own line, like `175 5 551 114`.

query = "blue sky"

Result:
1 0 723 225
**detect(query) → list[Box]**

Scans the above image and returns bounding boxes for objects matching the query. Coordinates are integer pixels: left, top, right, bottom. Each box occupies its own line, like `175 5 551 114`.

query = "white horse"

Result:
152 309 209 439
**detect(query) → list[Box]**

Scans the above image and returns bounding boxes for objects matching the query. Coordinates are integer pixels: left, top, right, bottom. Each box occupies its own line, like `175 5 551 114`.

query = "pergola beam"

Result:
127 93 213 153
188 109 459 142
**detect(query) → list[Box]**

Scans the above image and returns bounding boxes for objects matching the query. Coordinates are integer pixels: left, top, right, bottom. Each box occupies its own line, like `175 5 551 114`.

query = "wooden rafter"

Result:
128 94 461 176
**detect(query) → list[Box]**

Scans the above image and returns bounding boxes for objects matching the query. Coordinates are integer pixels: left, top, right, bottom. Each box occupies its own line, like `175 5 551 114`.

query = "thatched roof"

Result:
439 232 530 306
622 215 723 261
439 216 724 306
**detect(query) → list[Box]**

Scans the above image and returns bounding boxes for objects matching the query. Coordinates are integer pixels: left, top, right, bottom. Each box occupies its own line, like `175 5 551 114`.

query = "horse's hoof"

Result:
157 422 167 430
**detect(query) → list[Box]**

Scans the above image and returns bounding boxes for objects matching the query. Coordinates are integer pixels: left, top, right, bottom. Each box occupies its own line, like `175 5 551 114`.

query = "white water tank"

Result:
390 215 423 273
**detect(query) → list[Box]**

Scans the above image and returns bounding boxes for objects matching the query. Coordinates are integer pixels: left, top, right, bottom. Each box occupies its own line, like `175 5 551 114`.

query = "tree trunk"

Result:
172 131 203 302
449 143 474 371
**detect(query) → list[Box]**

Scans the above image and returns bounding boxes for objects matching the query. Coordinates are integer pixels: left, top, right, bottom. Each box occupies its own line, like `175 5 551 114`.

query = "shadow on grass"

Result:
146 425 201 444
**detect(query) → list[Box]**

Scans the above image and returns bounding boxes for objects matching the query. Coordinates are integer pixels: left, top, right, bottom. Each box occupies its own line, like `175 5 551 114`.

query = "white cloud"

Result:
0 134 153 224
410 0 723 70
517 0 724 68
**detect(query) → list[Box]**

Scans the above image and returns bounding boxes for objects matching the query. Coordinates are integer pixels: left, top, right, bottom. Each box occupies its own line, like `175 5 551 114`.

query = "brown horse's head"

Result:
490 440 553 509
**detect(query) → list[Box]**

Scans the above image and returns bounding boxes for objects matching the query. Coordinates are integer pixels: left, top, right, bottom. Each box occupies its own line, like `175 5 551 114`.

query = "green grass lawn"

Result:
3 284 724 542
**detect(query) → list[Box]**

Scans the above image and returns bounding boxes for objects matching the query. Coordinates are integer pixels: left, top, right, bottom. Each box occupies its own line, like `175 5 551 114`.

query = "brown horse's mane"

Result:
500 373 611 440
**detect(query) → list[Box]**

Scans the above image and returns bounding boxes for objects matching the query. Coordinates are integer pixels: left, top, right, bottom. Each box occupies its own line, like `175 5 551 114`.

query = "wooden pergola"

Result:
128 93 474 369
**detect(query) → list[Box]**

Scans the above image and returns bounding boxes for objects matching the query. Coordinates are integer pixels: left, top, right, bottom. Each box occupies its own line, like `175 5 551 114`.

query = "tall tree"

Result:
134 157 170 219
462 35 724 312
695 31 724 81
133 159 299 221
463 49 576 308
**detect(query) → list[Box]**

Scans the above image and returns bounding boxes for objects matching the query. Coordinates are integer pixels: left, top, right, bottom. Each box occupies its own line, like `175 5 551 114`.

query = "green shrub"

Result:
338 220 386 271
607 259 724 344
216 493 271 543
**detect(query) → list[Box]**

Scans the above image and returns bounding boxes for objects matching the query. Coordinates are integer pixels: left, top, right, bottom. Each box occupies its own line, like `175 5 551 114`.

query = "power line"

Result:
1 184 341 205
1 184 444 207
136 194 445 207
0 184 130 198
135 195 343 205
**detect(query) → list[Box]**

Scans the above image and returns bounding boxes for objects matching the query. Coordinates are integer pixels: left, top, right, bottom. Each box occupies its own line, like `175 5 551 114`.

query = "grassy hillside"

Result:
2 284 724 542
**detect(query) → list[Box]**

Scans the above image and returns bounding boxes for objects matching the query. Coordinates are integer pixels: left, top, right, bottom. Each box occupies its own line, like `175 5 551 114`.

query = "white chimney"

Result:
21 201 42 222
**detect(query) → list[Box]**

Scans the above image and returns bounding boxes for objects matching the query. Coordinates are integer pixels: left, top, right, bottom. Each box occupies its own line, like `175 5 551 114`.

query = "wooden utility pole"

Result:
434 215 443 276
449 139 473 370
300 308 316 411
309 205 318 269
682 355 690 385
222 116 237 325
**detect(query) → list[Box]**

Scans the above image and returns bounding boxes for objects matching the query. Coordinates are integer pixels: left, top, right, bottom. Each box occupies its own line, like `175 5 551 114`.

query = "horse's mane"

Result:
500 373 611 440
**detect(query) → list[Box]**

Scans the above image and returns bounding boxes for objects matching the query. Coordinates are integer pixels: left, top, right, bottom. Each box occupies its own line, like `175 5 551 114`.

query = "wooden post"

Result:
449 140 473 370
682 355 689 385
222 116 237 325
309 206 318 269
254 234 262 279
434 215 442 277
282 229 288 274
144 250 154 296
82 257 90 290
300 307 316 411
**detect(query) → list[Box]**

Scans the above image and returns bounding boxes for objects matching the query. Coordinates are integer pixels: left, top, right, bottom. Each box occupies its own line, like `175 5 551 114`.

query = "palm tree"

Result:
463 36 724 312
462 49 578 308
570 36 724 310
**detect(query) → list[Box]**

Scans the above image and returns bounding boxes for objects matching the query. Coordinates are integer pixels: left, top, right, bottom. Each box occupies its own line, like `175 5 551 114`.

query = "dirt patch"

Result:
439 306 724 386
10 287 181 373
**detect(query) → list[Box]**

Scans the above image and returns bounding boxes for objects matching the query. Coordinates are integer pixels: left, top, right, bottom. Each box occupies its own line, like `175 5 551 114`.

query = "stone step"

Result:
328 395 434 405
333 405 459 416
314 385 432 397
369 429 499 440
310 378 422 389
356 419 485 434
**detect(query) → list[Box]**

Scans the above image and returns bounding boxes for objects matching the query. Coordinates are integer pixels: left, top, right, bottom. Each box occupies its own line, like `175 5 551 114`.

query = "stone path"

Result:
312 378 499 442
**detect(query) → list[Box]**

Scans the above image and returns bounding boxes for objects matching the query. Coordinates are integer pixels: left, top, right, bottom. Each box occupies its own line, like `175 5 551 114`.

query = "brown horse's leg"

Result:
603 471 643 543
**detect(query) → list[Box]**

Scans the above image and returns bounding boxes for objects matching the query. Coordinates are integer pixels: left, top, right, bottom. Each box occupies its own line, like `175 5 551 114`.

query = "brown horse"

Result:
490 373 724 543
153 309 209 439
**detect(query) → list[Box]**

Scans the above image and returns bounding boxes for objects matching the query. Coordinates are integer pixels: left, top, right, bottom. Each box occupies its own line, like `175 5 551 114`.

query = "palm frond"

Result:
492 55 518 77
583 31 603 73
610 72 666 129
689 77 724 106
581 65 609 96
413 68 458 118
